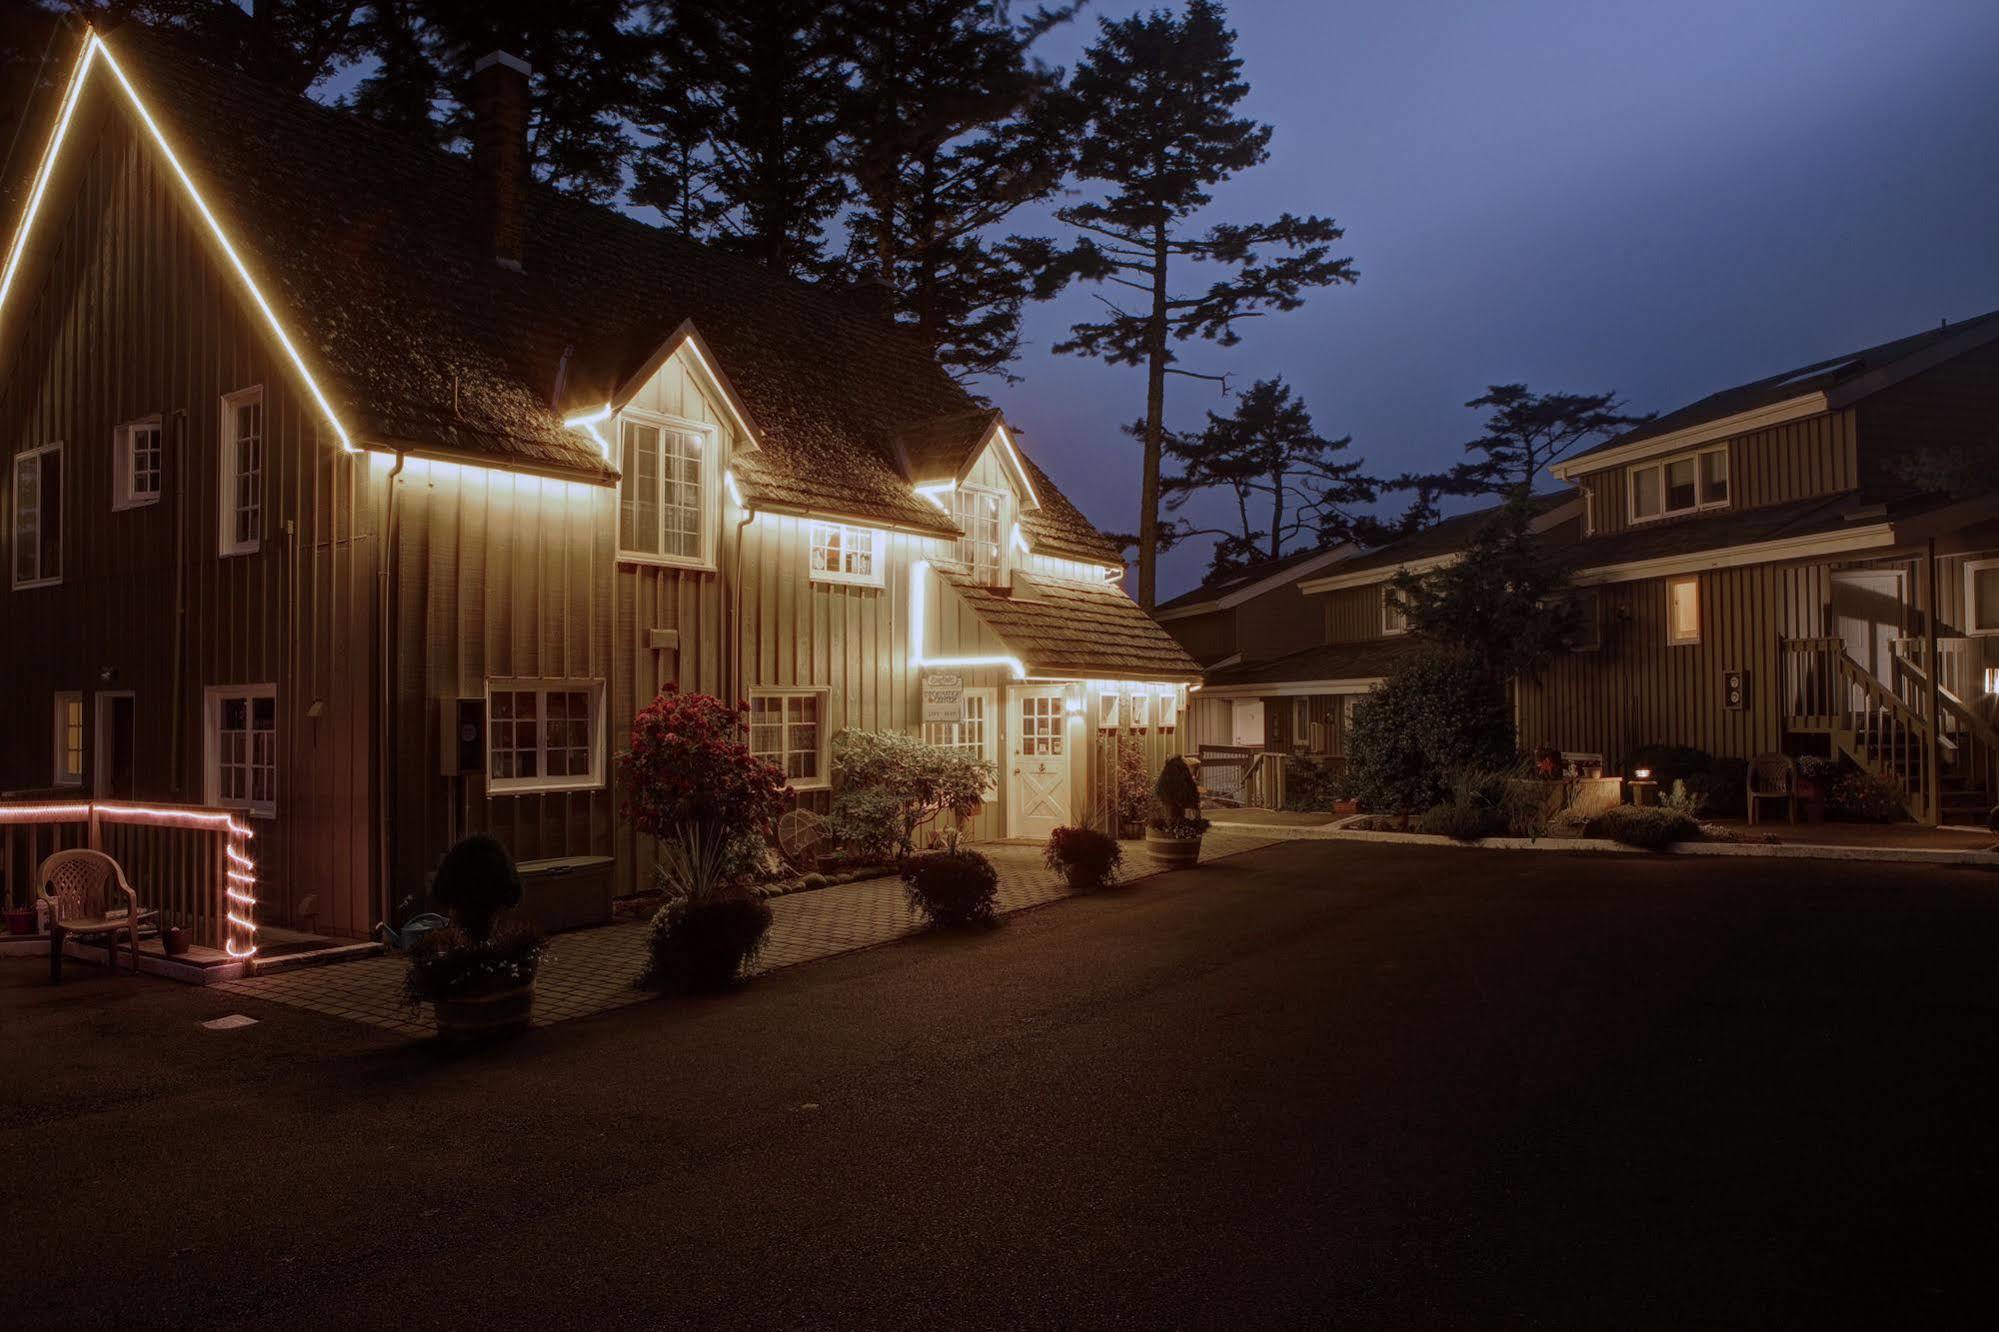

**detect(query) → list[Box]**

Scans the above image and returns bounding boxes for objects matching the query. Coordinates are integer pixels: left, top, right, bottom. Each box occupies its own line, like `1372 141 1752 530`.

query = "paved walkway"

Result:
215 828 1288 1035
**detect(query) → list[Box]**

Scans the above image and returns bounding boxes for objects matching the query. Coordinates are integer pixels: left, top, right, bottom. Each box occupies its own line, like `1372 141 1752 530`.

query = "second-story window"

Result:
808 521 883 585
219 386 264 555
1629 446 1727 523
619 414 712 567
1382 585 1408 635
114 416 163 510
11 443 63 588
954 485 1005 583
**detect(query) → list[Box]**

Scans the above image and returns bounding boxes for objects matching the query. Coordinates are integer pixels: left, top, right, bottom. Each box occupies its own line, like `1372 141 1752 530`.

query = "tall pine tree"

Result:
631 1 848 278
1159 377 1372 578
1019 0 1355 607
1422 383 1651 500
834 0 1079 382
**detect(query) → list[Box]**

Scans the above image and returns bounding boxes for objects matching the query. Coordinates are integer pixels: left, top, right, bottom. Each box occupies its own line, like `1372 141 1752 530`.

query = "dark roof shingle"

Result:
932 562 1201 680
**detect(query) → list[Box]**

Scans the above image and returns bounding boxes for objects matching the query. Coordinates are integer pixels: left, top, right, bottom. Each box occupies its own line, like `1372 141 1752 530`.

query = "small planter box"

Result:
434 984 535 1040
1145 827 1202 868
512 855 614 934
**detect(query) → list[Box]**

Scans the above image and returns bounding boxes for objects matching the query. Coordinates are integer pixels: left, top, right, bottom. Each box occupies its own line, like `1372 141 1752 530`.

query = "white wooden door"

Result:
1008 686 1071 840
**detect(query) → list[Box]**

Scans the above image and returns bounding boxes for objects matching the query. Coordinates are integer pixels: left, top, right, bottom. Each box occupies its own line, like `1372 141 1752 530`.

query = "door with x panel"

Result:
1007 686 1071 840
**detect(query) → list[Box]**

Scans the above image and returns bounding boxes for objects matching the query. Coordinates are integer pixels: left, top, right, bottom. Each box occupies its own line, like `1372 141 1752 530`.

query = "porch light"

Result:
1633 767 1652 780
1065 698 1086 716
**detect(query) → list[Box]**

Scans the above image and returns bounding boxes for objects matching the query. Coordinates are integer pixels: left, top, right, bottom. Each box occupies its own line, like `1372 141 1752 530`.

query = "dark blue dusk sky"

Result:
995 0 1999 596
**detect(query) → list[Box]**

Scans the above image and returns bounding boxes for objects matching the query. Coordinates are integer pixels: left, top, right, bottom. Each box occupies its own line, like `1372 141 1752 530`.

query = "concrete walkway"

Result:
215 827 1289 1035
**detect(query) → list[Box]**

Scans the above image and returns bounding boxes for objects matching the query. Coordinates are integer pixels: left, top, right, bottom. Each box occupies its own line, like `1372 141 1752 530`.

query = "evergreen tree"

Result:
1387 493 1581 685
1424 383 1650 499
1159 377 1372 578
834 0 1080 382
1019 0 1355 606
631 1 848 277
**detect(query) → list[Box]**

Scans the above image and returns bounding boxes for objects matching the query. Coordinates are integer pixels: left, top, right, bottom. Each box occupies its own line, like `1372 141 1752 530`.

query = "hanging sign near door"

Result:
922 672 966 723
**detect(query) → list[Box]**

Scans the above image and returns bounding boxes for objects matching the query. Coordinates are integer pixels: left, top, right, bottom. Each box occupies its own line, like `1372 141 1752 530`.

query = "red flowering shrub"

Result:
619 689 790 840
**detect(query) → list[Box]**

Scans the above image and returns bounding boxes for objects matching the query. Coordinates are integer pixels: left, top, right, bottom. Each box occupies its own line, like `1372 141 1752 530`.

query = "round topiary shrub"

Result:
640 892 774 993
901 847 1000 929
1044 825 1124 892
430 834 522 941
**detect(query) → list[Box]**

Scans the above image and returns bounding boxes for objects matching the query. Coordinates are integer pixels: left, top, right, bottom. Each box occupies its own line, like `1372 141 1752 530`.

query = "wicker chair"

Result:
1747 753 1799 826
39 849 155 983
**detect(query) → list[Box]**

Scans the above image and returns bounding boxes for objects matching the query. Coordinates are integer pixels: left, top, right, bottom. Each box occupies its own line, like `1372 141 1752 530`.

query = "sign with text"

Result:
922 672 966 723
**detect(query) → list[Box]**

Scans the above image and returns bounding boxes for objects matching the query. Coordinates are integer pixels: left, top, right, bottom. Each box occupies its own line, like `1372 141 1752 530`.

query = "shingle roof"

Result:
1568 488 1964 572
1204 636 1430 688
1569 309 1999 464
895 409 1002 486
1153 543 1348 613
932 562 1202 681
1325 493 1575 579
104 28 1121 562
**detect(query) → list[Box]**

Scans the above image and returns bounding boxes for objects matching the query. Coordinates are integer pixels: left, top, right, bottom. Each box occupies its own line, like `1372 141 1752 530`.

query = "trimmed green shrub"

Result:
430 834 522 941
1282 755 1349 812
641 894 774 993
1828 768 1907 823
1586 805 1700 849
1154 755 1202 820
828 731 995 859
1418 801 1507 841
901 847 1001 929
1348 648 1514 814
1044 825 1124 891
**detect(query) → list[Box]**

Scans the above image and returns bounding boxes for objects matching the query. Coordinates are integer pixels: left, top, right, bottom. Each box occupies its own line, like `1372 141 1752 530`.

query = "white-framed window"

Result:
1097 689 1121 730
53 691 84 786
486 679 605 794
1291 696 1311 751
1231 698 1265 748
808 520 883 585
113 415 163 510
954 485 1006 584
1964 560 1999 636
218 386 264 555
922 686 997 794
749 689 828 788
1158 688 1179 730
1382 585 1408 636
205 684 277 815
1629 446 1728 523
12 442 63 588
1129 691 1152 730
618 412 715 568
1667 575 1700 645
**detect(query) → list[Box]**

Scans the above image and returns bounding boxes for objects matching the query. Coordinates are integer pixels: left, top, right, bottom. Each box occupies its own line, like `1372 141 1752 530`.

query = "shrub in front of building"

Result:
639 823 774 993
1044 825 1124 891
1585 805 1701 849
901 838 1001 929
828 731 994 861
1348 648 1514 816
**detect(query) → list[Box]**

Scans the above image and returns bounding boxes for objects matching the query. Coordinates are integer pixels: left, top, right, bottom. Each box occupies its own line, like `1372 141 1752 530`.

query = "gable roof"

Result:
1201 635 1430 691
26 26 1121 563
1556 308 1999 477
1296 493 1579 592
1153 542 1360 619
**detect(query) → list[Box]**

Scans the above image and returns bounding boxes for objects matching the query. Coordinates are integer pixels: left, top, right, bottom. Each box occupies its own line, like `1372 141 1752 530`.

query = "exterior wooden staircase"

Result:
1782 637 1998 826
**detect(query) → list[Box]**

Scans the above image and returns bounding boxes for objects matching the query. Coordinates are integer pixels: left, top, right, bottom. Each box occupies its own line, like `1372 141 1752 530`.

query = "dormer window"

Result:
1629 446 1728 523
954 485 1006 584
618 412 716 568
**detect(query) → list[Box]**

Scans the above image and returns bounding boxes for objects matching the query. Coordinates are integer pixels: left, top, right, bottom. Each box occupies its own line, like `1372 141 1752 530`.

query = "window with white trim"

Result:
1129 691 1152 730
113 415 163 510
12 443 63 588
749 690 828 787
954 485 1006 584
1291 696 1311 752
219 386 264 555
206 685 277 815
1158 688 1179 730
808 521 882 585
1097 689 1120 730
923 687 997 793
53 691 84 786
618 413 714 567
1965 560 1999 636
486 680 604 793
1382 585 1408 635
1667 575 1700 645
1629 446 1728 523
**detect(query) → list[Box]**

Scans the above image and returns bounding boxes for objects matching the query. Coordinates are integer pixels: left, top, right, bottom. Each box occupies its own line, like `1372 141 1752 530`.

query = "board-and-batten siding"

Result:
1578 409 1859 535
0 108 377 937
1323 583 1389 643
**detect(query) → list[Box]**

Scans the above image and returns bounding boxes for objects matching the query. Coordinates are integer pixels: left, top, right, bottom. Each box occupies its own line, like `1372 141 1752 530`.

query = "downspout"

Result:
167 409 189 796
729 483 754 703
375 450 405 928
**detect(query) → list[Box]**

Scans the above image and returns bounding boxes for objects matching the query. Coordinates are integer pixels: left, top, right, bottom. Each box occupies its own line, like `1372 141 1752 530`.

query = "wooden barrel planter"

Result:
432 984 535 1040
1144 827 1203 869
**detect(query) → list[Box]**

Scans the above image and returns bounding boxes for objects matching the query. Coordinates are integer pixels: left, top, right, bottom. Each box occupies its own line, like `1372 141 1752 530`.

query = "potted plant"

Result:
401 834 546 1040
901 831 1000 929
1797 755 1834 823
637 823 774 993
1044 824 1124 892
1145 755 1211 869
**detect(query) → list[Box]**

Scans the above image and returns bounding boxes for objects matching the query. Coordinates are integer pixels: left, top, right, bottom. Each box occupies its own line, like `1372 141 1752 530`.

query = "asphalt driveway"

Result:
3 841 1996 1329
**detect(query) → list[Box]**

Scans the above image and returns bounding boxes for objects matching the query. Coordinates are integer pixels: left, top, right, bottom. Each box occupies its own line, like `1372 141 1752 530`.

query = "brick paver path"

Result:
215 828 1289 1035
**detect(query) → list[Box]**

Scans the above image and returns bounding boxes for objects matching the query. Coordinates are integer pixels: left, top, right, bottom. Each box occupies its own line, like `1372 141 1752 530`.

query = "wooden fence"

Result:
0 798 257 955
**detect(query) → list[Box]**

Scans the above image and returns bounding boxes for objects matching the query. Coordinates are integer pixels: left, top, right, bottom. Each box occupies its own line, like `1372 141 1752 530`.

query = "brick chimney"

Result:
470 50 531 272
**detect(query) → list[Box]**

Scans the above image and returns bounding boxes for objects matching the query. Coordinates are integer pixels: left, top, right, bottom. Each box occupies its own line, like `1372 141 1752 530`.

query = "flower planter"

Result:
432 983 535 1040
5 907 35 936
1331 799 1359 817
1144 827 1203 869
1117 818 1145 841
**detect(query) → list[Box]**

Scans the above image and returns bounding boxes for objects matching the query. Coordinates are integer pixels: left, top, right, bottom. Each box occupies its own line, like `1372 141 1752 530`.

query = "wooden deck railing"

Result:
1196 746 1288 810
1781 637 1933 820
0 799 258 955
